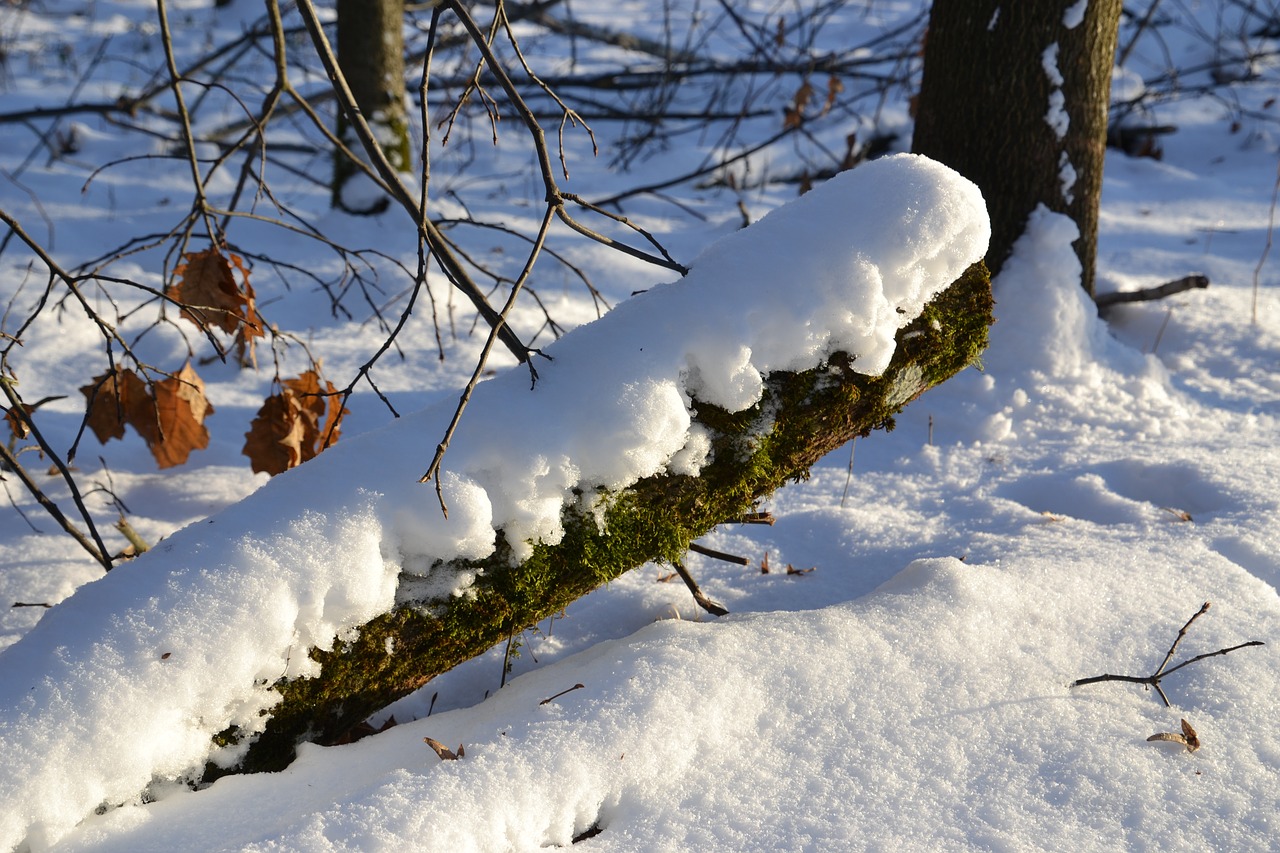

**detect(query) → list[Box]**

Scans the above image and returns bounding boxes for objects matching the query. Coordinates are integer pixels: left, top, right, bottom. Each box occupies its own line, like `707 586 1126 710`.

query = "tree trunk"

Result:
334 0 410 211
911 0 1122 297
232 261 994 774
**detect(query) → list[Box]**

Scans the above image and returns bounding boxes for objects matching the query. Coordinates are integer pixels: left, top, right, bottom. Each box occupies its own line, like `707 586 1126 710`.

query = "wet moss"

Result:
238 261 992 773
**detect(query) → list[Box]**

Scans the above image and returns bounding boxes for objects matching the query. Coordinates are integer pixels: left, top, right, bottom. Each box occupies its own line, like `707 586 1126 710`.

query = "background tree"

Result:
912 0 1123 297
334 0 410 212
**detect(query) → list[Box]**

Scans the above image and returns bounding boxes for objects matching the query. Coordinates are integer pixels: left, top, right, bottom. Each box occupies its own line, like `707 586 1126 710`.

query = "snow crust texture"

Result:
0 154 989 851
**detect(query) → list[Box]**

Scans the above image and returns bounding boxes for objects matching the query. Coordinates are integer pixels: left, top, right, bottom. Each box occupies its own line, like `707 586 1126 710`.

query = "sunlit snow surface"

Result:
1 1 1279 851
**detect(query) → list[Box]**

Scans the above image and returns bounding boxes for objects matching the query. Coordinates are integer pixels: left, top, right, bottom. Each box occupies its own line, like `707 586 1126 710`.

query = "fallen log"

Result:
238 259 992 773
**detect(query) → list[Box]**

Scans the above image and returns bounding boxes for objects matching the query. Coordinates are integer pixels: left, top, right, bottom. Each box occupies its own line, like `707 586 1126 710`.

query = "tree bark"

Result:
911 0 1122 297
334 0 410 211
231 261 993 774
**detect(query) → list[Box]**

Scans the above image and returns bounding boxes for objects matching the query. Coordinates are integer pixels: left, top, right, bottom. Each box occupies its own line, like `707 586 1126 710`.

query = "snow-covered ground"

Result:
1 1 1278 851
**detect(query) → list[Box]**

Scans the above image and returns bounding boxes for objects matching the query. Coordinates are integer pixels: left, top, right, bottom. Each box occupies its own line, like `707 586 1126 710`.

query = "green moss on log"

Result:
237 261 993 774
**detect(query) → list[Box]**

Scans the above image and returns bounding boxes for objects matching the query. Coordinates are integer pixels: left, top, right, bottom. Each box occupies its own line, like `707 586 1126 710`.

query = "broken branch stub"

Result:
234 261 993 774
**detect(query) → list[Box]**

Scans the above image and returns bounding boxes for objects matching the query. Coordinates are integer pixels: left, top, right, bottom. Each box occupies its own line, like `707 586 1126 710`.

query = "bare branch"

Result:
292 0 533 365
0 375 112 571
1071 601 1266 706
1095 274 1209 308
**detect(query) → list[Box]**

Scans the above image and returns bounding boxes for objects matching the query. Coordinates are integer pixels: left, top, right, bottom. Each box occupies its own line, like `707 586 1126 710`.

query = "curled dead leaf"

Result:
423 737 463 761
823 75 844 115
169 248 252 336
80 367 153 444
80 363 213 468
150 361 214 468
1147 718 1200 752
783 79 815 130
242 370 348 476
4 407 30 440
227 252 263 366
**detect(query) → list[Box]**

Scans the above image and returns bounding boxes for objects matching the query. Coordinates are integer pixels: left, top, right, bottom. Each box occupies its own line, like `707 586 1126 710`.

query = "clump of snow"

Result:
1043 44 1070 141
44 554 1280 853
392 153 987 564
1063 0 1089 29
1059 151 1079 204
0 154 989 851
0 500 397 852
989 205 1152 382
1111 64 1146 102
5 2 1280 850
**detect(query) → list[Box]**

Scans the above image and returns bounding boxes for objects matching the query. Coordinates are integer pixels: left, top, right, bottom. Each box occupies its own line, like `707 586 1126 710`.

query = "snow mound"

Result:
50 554 1280 852
0 153 989 852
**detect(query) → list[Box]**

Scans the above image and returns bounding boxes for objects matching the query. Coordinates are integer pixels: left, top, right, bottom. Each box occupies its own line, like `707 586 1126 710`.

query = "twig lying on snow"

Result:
538 683 585 706
1071 601 1265 706
1094 274 1208 309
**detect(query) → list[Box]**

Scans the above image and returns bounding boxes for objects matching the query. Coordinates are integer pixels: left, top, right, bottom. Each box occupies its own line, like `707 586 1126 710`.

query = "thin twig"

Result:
292 0 532 365
0 382 111 571
688 542 749 566
538 683 585 705
1254 158 1279 326
155 0 219 245
500 632 517 688
672 560 729 616
1071 601 1265 706
1117 0 1166 67
735 511 775 525
418 207 555 499
840 436 856 507
1154 601 1211 678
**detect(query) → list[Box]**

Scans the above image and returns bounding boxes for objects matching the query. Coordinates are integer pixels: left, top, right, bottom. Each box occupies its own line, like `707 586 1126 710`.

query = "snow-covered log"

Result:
242 258 992 773
0 154 990 849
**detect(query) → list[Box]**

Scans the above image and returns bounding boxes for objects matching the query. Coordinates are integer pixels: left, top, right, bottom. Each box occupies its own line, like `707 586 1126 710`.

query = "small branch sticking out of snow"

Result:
673 561 730 617
688 542 750 566
1071 601 1265 706
1094 274 1209 310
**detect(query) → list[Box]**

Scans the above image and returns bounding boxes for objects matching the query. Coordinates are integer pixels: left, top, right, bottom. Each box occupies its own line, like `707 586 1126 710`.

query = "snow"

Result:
0 501 400 851
1058 152 1078 205
2 1 1279 852
1042 44 1070 141
1042 42 1074 202
1063 0 1089 29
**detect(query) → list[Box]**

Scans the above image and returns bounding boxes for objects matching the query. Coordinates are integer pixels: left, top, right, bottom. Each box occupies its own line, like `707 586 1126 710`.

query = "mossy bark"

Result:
236 262 993 774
